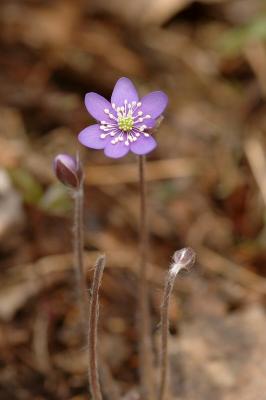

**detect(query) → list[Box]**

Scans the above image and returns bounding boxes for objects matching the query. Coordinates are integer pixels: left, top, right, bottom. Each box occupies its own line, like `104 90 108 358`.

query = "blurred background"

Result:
1 0 266 399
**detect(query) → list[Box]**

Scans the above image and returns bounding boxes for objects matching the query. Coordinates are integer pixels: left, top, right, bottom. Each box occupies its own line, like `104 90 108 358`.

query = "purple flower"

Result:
78 77 168 159
54 154 83 189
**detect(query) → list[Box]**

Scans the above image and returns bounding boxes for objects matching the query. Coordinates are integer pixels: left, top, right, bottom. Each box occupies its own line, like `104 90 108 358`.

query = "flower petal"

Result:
135 118 156 129
104 141 130 159
78 124 109 149
140 91 168 119
85 93 112 121
111 77 139 107
130 135 157 155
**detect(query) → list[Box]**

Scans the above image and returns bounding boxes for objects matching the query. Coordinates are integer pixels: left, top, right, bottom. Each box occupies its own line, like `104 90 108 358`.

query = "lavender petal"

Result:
140 91 168 119
78 124 109 149
85 93 112 121
111 77 139 107
135 118 156 129
104 141 130 159
130 135 157 155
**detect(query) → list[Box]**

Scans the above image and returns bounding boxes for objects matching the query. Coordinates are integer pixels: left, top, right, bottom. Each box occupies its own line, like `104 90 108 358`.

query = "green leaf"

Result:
9 168 43 204
39 183 72 215
220 17 266 55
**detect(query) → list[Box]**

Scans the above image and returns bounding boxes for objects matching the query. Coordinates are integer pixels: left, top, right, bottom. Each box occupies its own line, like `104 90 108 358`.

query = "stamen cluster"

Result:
100 100 151 146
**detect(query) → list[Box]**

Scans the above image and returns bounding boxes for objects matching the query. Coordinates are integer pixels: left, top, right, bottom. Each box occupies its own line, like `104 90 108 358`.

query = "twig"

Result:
244 42 266 97
244 135 266 207
88 255 106 400
138 155 155 400
158 248 196 400
74 182 119 400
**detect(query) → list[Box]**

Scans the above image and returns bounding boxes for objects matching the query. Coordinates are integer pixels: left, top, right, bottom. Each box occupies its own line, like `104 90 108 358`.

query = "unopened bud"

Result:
171 247 196 276
53 154 83 189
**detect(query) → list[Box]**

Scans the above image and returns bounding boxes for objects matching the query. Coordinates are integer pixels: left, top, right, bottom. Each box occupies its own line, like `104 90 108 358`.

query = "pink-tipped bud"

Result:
53 154 83 189
171 247 196 276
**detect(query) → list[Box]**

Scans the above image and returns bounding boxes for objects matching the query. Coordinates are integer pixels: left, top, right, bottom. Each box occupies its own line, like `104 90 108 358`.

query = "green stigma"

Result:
118 116 134 132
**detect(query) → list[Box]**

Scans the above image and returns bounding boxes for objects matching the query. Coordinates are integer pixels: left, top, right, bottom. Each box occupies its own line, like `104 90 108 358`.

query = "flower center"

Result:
100 100 152 146
118 116 134 132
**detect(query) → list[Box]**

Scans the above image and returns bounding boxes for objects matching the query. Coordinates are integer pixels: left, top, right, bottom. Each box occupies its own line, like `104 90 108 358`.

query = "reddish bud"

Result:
53 154 83 189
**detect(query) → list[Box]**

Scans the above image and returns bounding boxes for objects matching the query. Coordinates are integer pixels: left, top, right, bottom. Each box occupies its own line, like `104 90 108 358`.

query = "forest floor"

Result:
0 0 266 399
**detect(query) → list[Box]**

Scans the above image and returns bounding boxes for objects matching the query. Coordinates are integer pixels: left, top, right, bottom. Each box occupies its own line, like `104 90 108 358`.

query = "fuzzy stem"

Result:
158 273 175 400
73 185 89 336
138 155 155 400
158 248 195 400
88 255 106 400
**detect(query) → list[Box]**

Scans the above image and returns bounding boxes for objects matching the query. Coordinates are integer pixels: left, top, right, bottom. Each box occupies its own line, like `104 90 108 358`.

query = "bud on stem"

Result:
53 154 83 189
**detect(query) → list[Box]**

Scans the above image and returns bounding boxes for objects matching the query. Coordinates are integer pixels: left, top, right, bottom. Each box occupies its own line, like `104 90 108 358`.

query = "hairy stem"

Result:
73 174 119 400
73 185 89 337
158 274 174 400
88 255 106 400
158 248 195 400
138 155 155 400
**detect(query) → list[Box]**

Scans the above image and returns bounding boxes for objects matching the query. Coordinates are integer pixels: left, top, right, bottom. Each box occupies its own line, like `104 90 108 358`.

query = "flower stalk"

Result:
158 248 196 400
54 153 118 400
54 153 88 335
88 255 106 400
73 184 89 335
138 155 155 400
